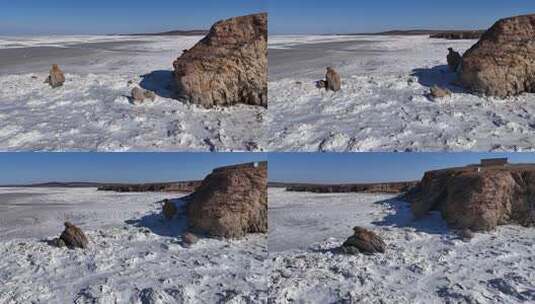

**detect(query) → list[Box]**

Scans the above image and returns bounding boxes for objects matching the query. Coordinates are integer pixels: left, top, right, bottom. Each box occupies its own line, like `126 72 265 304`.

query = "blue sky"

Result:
269 0 535 34
0 0 267 35
269 153 535 183
0 153 266 184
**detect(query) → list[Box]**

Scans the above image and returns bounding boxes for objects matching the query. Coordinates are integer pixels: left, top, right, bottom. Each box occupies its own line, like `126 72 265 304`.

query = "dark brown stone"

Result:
162 199 177 220
45 64 65 88
60 222 88 249
325 67 341 91
341 226 386 255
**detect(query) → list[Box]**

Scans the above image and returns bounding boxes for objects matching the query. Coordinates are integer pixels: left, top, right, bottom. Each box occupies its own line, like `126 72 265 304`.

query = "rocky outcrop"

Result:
339 226 386 255
459 14 535 97
59 222 88 249
186 162 267 238
97 181 201 193
173 13 267 108
285 181 417 194
45 64 65 88
407 164 535 231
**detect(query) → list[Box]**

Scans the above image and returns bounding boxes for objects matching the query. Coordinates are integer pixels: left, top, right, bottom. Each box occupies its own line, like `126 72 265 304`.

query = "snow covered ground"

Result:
0 35 265 151
0 187 267 303
267 35 535 151
268 188 535 303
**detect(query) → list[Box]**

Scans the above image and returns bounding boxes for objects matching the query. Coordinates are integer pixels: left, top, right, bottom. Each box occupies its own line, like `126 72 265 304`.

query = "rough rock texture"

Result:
459 14 535 97
186 162 267 238
325 67 341 91
285 181 417 194
162 199 177 220
131 87 156 103
447 48 462 72
59 222 88 249
407 164 535 231
340 226 386 255
430 30 484 40
173 13 267 108
181 232 198 247
429 85 452 99
45 64 65 88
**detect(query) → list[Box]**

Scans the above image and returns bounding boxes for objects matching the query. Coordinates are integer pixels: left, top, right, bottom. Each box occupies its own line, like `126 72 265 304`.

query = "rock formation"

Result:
162 199 177 220
173 13 267 108
430 30 484 40
459 14 535 97
59 222 88 249
97 181 201 193
407 164 535 231
186 162 267 238
45 64 65 88
447 48 462 72
339 226 386 255
325 67 341 91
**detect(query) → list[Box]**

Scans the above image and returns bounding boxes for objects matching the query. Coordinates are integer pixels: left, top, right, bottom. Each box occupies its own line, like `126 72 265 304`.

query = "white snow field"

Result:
268 188 535 304
0 187 267 303
0 35 265 151
267 35 535 151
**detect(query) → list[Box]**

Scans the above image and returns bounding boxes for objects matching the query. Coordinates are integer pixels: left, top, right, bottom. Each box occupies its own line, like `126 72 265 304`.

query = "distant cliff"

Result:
430 30 483 40
282 181 418 194
97 181 201 193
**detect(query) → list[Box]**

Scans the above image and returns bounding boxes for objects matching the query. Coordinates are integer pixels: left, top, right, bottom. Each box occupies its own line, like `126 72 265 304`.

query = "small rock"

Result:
340 226 386 255
31 75 38 80
325 67 341 91
294 81 303 85
182 232 198 247
131 87 145 102
447 47 462 72
60 222 88 249
162 199 177 220
143 90 156 101
459 229 474 241
45 64 65 88
429 85 452 99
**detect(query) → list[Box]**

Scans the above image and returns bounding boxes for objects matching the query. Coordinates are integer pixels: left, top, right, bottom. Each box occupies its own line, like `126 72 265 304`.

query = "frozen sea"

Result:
267 35 535 152
0 35 265 151
268 188 535 303
0 187 267 303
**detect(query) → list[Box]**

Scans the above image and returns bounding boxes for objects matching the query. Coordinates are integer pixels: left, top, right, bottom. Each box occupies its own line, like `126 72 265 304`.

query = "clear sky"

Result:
0 0 267 35
269 153 535 183
0 153 266 185
269 0 535 34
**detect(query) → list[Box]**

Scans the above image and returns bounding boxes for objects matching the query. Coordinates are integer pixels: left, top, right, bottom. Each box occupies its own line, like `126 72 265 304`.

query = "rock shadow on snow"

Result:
139 70 177 99
125 198 188 237
411 64 465 94
371 197 450 235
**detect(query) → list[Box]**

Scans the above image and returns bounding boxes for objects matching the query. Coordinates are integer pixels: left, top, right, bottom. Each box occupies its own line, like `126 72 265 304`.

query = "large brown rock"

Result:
407 164 535 231
459 14 535 97
173 13 267 108
340 226 386 255
186 162 267 238
60 222 88 249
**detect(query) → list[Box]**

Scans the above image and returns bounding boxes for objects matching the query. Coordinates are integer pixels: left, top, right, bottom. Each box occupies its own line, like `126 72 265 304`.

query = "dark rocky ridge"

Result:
430 30 484 40
406 163 535 231
344 29 483 38
283 181 418 194
97 181 201 193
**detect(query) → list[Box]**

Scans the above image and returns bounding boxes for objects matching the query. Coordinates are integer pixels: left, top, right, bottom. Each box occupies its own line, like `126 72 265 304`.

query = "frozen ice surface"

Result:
267 35 535 151
0 187 267 303
268 188 535 303
0 35 265 151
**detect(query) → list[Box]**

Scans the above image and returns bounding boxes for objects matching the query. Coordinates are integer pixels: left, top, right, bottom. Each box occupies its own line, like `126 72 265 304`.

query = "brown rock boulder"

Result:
45 64 65 88
60 222 88 249
173 13 267 108
340 226 386 255
429 85 452 99
162 199 177 220
186 162 267 238
459 14 535 97
407 165 535 231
